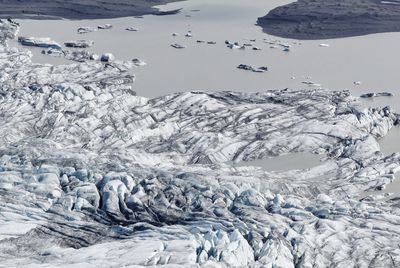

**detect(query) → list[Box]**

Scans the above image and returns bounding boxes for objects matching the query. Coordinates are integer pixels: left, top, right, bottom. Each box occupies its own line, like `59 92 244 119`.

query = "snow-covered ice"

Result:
1 19 400 267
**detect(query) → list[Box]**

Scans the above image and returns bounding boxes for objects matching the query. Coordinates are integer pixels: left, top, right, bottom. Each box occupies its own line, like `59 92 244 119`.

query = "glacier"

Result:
1 19 400 267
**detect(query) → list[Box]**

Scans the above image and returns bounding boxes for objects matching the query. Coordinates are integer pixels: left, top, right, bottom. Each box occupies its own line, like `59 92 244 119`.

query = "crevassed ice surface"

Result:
10 0 400 157
1 0 400 267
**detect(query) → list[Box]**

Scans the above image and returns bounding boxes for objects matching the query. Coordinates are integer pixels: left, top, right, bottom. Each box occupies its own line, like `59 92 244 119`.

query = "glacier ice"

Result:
0 19 400 267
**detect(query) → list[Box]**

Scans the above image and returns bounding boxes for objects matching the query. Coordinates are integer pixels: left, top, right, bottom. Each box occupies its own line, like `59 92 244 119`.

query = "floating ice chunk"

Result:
19 36 62 49
41 48 64 57
77 26 98 34
132 58 147 66
126 27 138 32
64 40 94 48
171 43 186 49
237 64 268 73
98 24 112 30
360 92 393 98
227 43 241 49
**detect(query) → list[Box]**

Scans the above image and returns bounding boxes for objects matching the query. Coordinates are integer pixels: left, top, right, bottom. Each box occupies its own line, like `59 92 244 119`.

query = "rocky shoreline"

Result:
0 0 183 20
258 0 400 40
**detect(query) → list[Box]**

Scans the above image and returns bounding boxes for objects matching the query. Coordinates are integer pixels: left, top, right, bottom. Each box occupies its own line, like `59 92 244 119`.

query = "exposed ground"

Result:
257 0 400 39
0 0 183 19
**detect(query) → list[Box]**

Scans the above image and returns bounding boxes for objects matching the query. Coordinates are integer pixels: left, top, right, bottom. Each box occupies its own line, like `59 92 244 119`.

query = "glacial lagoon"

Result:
8 0 400 173
2 2 400 264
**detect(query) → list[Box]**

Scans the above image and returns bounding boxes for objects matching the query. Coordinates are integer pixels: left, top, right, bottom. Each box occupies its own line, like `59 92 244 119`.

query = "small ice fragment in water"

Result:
98 24 112 30
171 43 186 49
64 40 94 48
132 58 146 66
77 26 97 34
126 27 138 31
237 64 268 73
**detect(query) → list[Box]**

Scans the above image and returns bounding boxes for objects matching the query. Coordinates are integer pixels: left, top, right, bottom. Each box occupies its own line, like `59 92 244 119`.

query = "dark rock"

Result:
257 0 400 40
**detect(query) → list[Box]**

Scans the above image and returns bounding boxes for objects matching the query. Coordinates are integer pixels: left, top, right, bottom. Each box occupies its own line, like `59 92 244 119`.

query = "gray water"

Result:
361 171 400 201
7 0 400 172
9 0 400 106
379 126 400 156
232 153 323 172
384 172 400 200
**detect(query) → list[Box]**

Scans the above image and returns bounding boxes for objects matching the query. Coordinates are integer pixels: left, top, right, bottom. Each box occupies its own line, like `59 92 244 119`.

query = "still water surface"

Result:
9 0 400 105
232 153 323 172
7 0 400 171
